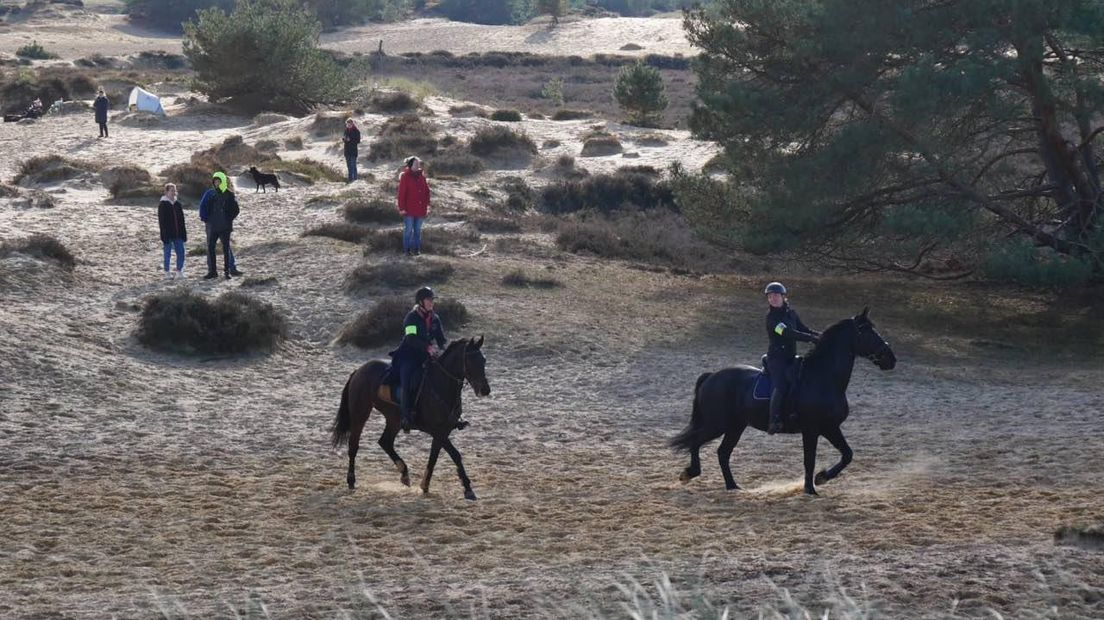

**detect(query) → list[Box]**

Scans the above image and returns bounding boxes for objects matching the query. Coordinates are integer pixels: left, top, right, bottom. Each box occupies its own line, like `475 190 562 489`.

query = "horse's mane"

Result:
803 318 854 362
441 338 469 358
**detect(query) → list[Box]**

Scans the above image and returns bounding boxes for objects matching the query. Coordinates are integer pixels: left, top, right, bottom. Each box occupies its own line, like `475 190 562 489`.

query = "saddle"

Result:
753 355 804 402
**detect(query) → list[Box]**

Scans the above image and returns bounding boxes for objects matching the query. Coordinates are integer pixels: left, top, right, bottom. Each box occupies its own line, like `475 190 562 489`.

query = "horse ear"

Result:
860 306 870 319
474 335 484 349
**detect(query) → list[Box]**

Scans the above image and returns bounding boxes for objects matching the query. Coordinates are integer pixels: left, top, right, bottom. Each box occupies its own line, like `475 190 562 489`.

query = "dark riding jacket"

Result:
766 303 818 362
390 306 447 365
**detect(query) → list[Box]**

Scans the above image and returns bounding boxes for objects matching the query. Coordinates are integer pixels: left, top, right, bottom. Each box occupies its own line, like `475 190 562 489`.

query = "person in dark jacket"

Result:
342 118 361 183
198 171 240 280
93 88 109 138
397 156 430 256
157 183 187 279
199 186 241 276
389 286 448 433
764 281 820 434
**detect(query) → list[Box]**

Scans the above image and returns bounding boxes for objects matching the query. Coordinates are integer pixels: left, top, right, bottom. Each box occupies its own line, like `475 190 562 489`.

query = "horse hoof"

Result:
725 484 740 492
347 479 355 490
814 471 829 485
464 489 477 501
400 473 411 487
804 487 818 496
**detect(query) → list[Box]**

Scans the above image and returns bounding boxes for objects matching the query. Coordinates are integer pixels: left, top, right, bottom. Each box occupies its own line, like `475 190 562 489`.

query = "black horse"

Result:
671 308 896 495
330 337 491 500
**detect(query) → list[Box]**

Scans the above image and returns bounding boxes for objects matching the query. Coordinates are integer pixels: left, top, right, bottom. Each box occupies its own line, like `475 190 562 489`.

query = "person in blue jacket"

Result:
198 172 240 279
389 286 447 432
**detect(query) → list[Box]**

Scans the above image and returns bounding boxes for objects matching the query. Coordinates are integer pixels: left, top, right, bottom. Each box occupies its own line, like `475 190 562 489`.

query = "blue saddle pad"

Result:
753 372 771 400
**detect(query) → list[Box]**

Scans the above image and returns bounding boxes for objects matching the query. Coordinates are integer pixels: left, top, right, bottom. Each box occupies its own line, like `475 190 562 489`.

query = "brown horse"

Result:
330 336 491 500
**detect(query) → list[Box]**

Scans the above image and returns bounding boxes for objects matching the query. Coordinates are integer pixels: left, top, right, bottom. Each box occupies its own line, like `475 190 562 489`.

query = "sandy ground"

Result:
1 8 1103 619
0 2 693 60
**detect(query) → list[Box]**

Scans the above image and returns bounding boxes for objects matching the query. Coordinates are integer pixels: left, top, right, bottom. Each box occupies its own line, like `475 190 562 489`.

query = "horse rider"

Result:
764 282 820 434
390 286 447 433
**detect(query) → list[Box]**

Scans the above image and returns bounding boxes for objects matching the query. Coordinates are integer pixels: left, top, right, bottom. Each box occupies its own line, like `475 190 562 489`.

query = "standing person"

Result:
763 282 820 434
198 172 240 280
388 286 447 433
157 183 187 279
342 118 361 183
199 182 242 277
93 88 109 138
397 156 430 256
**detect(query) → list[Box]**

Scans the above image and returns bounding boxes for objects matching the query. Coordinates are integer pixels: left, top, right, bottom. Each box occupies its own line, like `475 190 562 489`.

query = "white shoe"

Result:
175 269 186 280
164 270 173 280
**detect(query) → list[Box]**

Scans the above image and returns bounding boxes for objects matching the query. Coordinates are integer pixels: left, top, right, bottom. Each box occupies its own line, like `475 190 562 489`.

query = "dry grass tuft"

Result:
0 234 75 269
344 259 455 294
137 289 286 355
302 222 373 244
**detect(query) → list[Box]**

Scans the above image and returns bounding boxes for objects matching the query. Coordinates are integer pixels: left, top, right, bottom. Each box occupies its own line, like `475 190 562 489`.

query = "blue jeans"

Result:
162 239 185 272
345 154 358 182
403 216 424 253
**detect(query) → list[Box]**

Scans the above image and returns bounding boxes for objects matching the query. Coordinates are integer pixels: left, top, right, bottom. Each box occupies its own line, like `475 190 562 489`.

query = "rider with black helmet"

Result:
764 282 820 434
389 286 448 432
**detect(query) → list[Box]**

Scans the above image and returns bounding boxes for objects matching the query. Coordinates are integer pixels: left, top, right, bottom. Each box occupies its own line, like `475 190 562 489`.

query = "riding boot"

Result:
767 387 785 435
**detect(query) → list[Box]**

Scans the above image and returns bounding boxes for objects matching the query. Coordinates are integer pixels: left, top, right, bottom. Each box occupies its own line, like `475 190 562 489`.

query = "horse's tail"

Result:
330 373 354 450
670 372 711 453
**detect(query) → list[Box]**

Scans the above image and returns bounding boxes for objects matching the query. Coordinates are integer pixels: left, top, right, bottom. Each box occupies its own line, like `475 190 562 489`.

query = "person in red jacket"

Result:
397 156 430 256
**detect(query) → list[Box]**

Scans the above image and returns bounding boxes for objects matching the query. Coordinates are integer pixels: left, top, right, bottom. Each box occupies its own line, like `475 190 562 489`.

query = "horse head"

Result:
464 335 491 397
854 307 896 370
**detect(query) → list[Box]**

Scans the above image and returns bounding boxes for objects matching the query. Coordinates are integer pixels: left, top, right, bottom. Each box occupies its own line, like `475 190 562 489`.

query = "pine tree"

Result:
684 0 1104 282
613 60 668 126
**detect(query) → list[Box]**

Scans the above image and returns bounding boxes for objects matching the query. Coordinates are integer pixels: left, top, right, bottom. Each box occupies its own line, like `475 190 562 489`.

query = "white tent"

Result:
127 86 165 115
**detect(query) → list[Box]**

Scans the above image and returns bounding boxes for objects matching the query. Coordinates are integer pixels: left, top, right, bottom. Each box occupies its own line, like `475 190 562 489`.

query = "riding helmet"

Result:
415 286 435 304
763 281 787 295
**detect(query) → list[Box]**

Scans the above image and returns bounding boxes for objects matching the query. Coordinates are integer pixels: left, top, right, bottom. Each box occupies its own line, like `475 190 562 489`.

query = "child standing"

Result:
158 183 187 279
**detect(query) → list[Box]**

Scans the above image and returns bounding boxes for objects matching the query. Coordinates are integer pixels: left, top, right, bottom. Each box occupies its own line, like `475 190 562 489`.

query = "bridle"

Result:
856 321 892 366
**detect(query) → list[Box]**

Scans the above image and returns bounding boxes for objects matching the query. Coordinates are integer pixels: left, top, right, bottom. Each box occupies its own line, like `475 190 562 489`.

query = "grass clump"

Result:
554 211 721 271
302 222 372 243
337 295 409 348
490 109 522 122
16 41 59 60
137 289 287 355
368 115 439 162
468 126 537 163
269 158 344 183
344 197 397 224
0 234 76 269
344 259 455 294
471 216 522 233
101 165 158 199
540 169 673 214
364 226 481 256
161 163 213 199
427 150 485 177
434 298 469 330
311 112 349 136
15 155 101 185
502 268 561 288
502 176 535 211
580 132 624 157
365 89 419 114
551 109 592 121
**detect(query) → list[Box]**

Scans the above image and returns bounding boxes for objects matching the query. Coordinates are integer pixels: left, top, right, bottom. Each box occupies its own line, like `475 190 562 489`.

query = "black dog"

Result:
248 166 280 193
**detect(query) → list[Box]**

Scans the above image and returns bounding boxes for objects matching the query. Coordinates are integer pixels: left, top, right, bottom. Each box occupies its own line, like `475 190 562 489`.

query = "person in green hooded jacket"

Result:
198 171 240 279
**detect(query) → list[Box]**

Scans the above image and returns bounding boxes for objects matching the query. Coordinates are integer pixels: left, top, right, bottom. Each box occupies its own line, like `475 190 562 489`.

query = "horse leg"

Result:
801 430 819 496
815 425 853 486
717 425 746 491
420 438 441 496
377 414 410 487
680 446 702 483
440 437 476 501
347 415 367 490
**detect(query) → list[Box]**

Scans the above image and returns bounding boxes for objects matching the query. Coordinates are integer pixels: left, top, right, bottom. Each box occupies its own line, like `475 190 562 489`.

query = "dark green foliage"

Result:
344 197 397 224
502 268 561 288
125 0 233 33
137 290 287 355
368 115 439 162
0 234 75 269
337 295 408 348
436 0 532 25
15 41 59 60
427 151 486 177
468 126 537 158
490 109 523 122
534 0 566 21
685 0 1104 280
983 239 1094 289
344 259 455 293
183 0 348 113
302 222 372 243
593 0 698 17
613 60 668 126
551 109 592 120
539 168 674 214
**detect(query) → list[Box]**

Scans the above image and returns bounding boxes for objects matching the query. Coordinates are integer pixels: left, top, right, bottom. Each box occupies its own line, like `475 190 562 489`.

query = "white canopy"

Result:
127 86 165 115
